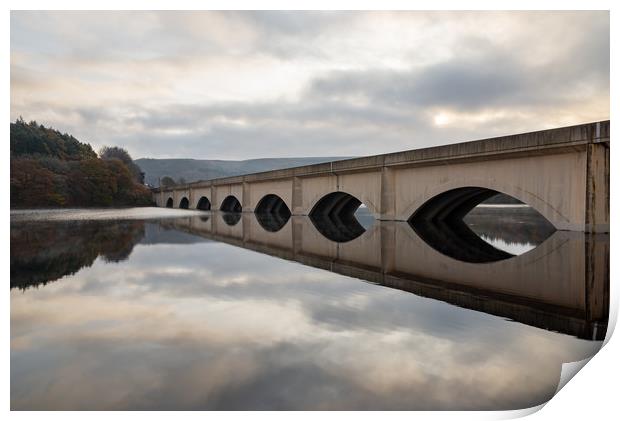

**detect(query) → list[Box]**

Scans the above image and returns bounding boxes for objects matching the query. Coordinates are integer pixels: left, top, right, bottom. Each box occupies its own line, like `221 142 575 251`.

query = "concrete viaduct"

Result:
153 121 610 233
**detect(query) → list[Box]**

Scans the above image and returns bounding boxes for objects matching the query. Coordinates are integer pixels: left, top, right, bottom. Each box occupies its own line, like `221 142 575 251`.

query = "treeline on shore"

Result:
10 118 153 208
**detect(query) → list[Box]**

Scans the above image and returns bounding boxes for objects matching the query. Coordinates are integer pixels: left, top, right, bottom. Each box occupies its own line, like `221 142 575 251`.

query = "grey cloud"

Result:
307 15 609 111
239 10 346 35
11 11 355 63
310 64 524 109
309 47 608 111
10 11 609 160
29 99 431 159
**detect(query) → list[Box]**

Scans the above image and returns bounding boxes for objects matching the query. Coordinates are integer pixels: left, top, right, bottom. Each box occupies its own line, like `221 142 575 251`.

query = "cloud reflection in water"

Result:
10 215 605 410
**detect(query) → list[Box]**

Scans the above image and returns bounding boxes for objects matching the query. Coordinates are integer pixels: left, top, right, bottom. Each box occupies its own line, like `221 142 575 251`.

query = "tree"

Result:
99 146 145 184
11 119 97 160
99 146 132 164
160 176 176 188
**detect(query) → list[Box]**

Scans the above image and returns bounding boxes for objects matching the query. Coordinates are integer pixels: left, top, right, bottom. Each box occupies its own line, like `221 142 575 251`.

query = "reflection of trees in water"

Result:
10 220 145 290
464 207 556 246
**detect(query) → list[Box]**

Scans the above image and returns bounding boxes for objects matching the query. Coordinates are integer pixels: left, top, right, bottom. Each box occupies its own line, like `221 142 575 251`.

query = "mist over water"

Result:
10 207 608 410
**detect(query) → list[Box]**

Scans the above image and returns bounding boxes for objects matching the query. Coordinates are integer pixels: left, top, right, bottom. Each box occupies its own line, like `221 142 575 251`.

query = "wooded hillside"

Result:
10 119 152 208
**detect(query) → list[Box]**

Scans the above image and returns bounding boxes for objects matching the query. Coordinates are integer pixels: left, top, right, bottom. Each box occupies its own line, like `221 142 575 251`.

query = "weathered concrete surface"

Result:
162 214 609 340
154 121 610 232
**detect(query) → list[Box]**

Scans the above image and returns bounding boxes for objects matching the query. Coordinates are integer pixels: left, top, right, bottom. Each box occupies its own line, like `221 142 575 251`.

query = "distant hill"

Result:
135 157 351 186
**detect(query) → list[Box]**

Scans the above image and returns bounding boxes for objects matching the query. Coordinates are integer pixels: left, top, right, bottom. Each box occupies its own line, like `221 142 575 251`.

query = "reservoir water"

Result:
10 207 609 410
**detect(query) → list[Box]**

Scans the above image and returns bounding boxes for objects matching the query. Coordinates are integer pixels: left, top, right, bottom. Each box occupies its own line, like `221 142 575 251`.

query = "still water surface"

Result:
10 207 609 410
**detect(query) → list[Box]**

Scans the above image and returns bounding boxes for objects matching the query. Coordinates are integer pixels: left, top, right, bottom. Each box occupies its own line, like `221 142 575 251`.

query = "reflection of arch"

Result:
197 196 211 210
256 213 290 232
179 197 189 209
401 180 569 231
309 192 366 242
409 187 554 263
255 194 291 232
222 212 241 226
220 195 242 212
166 197 173 208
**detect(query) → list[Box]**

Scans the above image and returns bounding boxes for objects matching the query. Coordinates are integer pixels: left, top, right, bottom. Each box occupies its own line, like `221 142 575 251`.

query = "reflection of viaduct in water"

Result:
155 121 609 233
162 214 609 340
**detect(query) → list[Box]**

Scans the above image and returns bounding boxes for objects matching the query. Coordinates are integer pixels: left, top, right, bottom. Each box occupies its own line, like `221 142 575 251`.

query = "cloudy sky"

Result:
10 11 609 160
